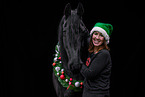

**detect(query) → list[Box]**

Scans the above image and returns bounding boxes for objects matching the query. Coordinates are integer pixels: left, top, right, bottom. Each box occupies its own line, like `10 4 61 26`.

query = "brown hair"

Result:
88 36 110 54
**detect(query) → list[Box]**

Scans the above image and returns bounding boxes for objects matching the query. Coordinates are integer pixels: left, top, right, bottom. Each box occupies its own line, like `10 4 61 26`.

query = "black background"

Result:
1 0 145 97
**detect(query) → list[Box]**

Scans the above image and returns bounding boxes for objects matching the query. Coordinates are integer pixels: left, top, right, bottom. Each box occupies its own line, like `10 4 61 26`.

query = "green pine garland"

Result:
52 43 83 92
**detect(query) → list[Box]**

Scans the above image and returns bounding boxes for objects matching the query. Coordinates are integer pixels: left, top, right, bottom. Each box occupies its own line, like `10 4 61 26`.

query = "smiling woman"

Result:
88 23 112 54
88 31 110 54
81 22 113 97
92 31 104 47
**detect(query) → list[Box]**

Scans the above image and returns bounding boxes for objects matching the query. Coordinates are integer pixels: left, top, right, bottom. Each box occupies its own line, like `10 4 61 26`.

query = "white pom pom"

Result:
54 57 57 61
75 82 80 87
55 67 60 72
61 69 64 72
55 54 58 57
57 73 59 76
65 79 69 82
55 50 59 54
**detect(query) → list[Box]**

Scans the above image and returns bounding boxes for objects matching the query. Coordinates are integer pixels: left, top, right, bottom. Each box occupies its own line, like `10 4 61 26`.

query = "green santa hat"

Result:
90 22 113 44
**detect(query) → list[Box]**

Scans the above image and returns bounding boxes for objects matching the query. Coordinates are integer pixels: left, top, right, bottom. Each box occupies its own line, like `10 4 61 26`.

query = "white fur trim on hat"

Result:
90 27 110 44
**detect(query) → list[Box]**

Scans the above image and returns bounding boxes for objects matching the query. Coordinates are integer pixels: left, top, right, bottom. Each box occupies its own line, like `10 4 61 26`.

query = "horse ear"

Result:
77 3 84 17
64 3 71 19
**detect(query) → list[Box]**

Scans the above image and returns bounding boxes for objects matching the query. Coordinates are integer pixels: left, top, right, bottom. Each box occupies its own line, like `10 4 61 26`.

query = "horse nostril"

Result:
73 63 82 70
70 65 73 70
68 60 83 71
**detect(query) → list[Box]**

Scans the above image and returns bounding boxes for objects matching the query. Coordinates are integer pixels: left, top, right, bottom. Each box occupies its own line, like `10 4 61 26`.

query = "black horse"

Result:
53 3 89 97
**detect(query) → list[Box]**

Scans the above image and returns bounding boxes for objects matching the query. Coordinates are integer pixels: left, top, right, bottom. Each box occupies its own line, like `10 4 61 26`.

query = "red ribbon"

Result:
67 84 74 90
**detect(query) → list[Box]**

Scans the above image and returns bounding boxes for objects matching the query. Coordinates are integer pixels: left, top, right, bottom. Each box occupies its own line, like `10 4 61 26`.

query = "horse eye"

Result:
63 20 67 28
80 23 85 33
64 22 67 27
63 31 66 37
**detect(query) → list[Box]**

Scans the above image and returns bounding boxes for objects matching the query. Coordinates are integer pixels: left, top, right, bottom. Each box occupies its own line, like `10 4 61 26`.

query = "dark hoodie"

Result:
81 49 112 95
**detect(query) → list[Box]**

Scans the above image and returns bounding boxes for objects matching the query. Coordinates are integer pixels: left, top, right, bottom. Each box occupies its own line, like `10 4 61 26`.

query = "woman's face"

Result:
92 31 104 47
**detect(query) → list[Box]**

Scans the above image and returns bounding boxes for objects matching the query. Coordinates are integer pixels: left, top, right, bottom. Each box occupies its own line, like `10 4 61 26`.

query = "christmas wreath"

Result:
52 43 83 92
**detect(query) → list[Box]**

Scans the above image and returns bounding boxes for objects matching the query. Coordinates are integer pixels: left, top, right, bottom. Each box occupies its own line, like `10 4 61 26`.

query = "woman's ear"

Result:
64 3 71 19
103 39 107 45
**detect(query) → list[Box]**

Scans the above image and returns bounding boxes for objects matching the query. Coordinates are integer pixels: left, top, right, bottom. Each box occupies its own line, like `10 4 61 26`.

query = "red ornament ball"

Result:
70 78 73 81
80 82 83 86
61 71 64 75
69 82 72 85
52 63 56 66
60 74 65 80
58 57 61 60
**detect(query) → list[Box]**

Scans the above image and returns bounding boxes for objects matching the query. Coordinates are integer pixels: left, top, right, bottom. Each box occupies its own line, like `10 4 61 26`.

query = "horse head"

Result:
58 3 89 79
